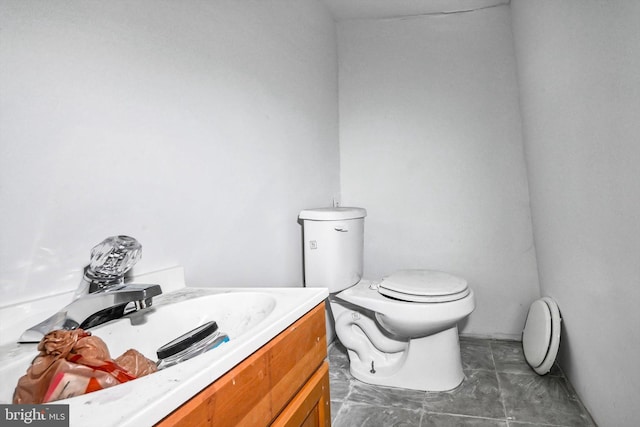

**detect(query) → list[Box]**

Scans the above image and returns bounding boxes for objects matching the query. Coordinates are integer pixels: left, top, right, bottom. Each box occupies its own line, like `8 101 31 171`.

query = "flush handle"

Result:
334 227 348 232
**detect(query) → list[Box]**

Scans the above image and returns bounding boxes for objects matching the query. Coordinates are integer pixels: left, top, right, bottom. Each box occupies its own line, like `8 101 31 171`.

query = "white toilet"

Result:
299 207 475 391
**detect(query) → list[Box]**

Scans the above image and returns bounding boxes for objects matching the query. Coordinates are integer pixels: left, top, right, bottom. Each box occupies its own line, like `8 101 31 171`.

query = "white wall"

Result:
323 0 509 20
0 0 339 306
337 5 540 338
511 1 640 425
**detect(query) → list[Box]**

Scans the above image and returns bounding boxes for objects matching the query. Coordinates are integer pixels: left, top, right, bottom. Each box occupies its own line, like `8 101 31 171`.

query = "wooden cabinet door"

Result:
271 361 330 427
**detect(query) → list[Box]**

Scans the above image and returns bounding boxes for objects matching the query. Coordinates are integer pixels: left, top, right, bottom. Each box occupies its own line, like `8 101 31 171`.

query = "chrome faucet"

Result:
18 236 163 343
18 283 162 343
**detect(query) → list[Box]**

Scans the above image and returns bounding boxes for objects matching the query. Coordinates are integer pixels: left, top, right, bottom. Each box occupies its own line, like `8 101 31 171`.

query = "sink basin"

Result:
0 286 328 427
88 291 276 358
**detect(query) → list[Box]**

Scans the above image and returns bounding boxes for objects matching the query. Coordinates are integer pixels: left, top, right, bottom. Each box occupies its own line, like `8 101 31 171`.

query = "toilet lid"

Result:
378 270 470 303
522 297 562 375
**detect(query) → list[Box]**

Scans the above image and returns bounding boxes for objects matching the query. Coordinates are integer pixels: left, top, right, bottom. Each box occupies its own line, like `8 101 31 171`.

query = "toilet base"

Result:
347 326 465 392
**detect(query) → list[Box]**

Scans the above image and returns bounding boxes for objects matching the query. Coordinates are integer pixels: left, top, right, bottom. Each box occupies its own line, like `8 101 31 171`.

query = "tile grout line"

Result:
422 409 512 423
490 340 512 425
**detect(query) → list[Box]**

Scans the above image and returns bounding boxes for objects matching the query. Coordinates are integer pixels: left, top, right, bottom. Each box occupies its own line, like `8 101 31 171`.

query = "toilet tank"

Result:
299 207 367 293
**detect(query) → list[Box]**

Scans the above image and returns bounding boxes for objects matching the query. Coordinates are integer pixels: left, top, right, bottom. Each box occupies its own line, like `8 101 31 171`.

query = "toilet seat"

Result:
522 297 562 375
378 270 470 303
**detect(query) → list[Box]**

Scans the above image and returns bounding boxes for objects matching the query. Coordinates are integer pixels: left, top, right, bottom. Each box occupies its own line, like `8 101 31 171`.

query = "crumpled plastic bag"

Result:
13 329 157 404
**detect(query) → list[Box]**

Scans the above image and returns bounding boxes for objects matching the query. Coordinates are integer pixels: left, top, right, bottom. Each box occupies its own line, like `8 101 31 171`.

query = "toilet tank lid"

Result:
299 207 367 220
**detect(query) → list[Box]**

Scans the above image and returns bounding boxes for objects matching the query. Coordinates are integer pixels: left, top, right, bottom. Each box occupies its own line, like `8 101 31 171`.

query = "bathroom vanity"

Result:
0 283 330 427
156 302 330 427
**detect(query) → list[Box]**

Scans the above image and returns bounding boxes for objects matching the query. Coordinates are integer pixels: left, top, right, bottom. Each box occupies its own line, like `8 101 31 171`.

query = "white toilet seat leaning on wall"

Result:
522 297 562 375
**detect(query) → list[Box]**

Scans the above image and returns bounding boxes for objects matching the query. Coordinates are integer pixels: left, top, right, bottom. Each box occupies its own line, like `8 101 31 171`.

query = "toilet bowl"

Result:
299 207 475 391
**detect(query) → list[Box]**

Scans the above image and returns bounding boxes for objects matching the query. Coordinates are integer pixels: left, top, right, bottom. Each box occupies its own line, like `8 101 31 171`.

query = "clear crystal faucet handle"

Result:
89 235 142 278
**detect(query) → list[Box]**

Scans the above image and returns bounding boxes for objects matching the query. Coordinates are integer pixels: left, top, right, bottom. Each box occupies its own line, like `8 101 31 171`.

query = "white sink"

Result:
89 291 276 358
0 286 328 427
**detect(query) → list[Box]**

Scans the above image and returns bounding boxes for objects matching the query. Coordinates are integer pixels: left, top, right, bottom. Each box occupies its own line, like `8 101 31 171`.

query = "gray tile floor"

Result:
328 337 596 427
